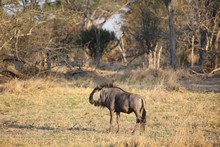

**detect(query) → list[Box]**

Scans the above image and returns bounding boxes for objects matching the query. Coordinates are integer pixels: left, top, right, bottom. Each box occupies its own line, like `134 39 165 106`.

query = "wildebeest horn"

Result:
96 85 101 89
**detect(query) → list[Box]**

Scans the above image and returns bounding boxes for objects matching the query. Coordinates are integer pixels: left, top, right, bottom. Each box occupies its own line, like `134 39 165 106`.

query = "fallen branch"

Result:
189 69 206 76
0 67 27 79
210 68 220 74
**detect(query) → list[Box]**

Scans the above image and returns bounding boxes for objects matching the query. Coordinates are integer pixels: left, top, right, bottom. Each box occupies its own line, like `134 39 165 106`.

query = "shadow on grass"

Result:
5 123 56 131
4 122 103 133
67 126 98 132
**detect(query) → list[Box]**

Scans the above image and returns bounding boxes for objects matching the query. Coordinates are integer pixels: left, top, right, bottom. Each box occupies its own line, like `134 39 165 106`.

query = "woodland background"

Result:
0 0 219 81
0 1 220 146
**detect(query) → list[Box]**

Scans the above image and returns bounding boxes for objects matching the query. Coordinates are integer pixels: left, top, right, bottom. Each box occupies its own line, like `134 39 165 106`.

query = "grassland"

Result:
0 78 219 146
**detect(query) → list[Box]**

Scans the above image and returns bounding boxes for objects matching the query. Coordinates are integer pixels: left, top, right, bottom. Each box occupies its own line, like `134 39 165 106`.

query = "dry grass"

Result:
1 78 60 94
0 77 219 146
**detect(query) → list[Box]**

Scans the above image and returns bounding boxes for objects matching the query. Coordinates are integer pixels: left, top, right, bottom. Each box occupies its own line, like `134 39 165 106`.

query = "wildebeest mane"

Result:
98 83 128 93
98 83 113 88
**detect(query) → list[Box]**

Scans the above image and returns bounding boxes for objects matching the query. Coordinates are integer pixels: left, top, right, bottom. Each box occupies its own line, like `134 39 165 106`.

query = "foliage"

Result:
126 1 166 50
0 0 82 77
78 26 116 66
0 0 219 78
175 0 220 69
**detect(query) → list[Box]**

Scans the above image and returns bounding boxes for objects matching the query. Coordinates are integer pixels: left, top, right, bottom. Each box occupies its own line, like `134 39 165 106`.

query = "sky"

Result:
3 0 130 40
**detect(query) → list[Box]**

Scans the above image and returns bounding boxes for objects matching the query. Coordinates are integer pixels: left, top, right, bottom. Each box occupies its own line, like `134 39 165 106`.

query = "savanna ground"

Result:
0 68 219 146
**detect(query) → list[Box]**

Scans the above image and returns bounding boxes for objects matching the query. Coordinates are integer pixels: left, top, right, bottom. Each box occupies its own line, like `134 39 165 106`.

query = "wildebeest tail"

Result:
141 98 147 124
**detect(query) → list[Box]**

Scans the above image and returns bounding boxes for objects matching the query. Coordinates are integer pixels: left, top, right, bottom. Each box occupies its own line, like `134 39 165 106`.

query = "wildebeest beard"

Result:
94 101 100 106
93 99 106 108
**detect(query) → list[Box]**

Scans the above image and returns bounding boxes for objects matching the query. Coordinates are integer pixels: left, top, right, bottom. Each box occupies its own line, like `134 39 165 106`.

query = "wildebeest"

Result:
89 84 146 133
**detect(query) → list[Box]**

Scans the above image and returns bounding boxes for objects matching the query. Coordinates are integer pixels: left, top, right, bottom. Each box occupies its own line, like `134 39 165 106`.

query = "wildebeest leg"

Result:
109 110 113 132
141 123 145 132
132 112 141 134
116 112 120 133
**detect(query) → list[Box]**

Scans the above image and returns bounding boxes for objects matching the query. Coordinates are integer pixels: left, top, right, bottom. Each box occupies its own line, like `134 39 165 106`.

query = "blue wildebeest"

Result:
89 84 146 133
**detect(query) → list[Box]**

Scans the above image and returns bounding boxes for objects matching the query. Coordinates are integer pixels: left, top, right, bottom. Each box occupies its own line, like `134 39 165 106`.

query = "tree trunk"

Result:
0 0 2 15
153 43 158 68
148 51 154 69
46 51 51 72
118 38 127 65
95 29 101 67
164 0 176 70
191 35 195 67
199 29 207 68
168 2 176 70
157 45 162 69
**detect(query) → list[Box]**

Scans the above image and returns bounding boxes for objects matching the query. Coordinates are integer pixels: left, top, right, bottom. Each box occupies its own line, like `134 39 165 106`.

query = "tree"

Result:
123 1 165 68
164 0 176 70
176 0 220 71
195 0 220 70
78 27 116 67
0 0 82 77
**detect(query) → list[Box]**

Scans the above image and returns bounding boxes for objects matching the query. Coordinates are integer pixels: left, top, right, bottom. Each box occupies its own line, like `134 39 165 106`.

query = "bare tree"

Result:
122 1 165 67
164 0 176 70
187 0 220 71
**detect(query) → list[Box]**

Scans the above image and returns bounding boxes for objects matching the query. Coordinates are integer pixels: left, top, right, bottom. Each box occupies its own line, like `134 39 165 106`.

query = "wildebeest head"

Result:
89 85 102 106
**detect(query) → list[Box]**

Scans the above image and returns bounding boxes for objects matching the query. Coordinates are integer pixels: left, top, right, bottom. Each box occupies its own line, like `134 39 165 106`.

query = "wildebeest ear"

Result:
93 90 101 101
